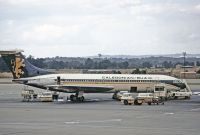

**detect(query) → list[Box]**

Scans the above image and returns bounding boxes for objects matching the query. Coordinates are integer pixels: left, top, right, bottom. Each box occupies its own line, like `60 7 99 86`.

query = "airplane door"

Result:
130 87 137 93
57 76 61 85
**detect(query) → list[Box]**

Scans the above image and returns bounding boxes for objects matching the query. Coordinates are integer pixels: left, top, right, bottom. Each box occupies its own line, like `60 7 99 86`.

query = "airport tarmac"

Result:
0 80 200 135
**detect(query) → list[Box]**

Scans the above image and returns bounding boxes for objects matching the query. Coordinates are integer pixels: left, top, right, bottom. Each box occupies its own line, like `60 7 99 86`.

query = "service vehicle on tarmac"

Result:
21 89 37 102
113 91 129 100
38 91 53 102
169 90 192 99
120 93 135 105
121 92 160 105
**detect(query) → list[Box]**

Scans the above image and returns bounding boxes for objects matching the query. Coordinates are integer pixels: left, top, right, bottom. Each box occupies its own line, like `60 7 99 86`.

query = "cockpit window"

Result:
173 80 181 83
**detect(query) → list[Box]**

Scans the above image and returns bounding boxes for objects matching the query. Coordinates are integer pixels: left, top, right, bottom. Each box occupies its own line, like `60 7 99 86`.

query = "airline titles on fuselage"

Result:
102 76 153 80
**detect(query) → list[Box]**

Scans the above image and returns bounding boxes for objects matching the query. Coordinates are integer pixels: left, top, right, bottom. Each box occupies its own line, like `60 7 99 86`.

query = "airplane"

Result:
0 49 187 102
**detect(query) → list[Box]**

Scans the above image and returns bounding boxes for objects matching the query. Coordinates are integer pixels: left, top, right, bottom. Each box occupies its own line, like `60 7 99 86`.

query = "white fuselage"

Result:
19 74 184 92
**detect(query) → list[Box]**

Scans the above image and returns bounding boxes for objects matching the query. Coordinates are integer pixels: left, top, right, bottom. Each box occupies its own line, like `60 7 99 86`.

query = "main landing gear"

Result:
69 91 85 102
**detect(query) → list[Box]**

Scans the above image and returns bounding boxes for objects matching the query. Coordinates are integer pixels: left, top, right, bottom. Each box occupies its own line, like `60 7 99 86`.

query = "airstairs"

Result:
182 79 192 92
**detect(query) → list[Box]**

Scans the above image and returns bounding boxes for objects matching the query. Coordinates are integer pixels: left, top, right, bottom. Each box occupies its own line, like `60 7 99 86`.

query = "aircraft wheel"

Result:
70 95 75 101
79 96 85 102
148 102 151 105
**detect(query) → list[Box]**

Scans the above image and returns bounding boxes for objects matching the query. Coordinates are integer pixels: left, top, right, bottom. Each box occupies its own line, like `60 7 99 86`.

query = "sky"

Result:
0 0 200 57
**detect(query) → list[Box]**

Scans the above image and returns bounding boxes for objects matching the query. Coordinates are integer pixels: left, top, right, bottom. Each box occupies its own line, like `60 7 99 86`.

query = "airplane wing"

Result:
47 84 114 93
13 78 114 93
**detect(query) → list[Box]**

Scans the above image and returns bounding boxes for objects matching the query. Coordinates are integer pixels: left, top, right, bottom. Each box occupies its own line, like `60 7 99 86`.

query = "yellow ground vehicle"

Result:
121 93 160 105
121 93 135 105
134 93 159 105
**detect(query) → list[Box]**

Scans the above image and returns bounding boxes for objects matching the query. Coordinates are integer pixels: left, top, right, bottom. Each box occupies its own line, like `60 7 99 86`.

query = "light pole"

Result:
98 53 102 59
183 52 186 79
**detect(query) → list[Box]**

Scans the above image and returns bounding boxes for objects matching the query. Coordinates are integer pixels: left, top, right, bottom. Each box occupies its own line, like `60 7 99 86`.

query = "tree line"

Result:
0 55 200 72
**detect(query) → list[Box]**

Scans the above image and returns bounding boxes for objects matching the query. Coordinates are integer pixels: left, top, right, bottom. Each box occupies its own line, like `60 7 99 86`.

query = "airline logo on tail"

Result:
10 55 25 78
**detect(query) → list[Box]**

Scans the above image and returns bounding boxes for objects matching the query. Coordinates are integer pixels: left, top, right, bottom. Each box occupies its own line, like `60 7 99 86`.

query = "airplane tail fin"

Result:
0 49 51 79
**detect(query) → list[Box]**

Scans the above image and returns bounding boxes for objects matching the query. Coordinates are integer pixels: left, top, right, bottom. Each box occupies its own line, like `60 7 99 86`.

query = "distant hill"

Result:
88 54 200 59
1 53 200 72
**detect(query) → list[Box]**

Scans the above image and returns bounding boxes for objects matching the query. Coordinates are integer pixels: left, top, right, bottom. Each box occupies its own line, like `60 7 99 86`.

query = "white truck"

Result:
38 91 53 102
115 84 167 101
113 91 129 101
21 89 37 102
153 84 168 100
120 93 135 105
169 90 192 99
121 92 160 105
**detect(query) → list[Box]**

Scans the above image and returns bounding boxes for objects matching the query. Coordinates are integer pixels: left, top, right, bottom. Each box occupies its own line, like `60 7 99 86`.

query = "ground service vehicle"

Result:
21 89 37 102
121 92 160 105
120 93 134 105
38 92 53 102
170 91 192 99
153 84 168 100
113 91 128 100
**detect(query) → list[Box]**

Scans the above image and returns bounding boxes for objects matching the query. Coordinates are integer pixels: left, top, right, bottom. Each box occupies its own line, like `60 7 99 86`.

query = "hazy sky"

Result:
0 0 200 57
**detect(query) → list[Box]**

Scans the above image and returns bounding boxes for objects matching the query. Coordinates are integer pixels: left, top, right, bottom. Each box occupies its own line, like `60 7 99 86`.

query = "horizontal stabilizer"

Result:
0 49 24 55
